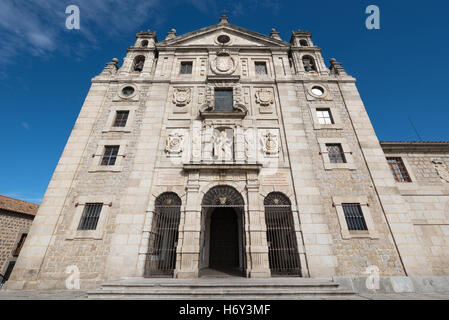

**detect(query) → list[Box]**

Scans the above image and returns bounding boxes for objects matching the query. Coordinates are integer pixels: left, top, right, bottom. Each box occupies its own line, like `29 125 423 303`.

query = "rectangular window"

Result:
78 203 103 231
326 144 346 164
342 204 368 231
387 157 412 182
214 88 234 111
113 111 129 127
13 233 28 257
180 61 193 74
255 62 268 75
316 108 334 125
101 146 119 166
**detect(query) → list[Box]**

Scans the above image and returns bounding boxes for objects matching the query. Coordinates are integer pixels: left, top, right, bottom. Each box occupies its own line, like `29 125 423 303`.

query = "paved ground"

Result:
0 290 449 300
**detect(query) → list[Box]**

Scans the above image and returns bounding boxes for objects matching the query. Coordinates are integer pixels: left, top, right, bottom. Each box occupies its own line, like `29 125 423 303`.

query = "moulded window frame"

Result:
89 140 128 173
318 138 356 170
309 105 343 130
385 155 416 183
332 196 379 240
66 196 113 240
103 106 138 133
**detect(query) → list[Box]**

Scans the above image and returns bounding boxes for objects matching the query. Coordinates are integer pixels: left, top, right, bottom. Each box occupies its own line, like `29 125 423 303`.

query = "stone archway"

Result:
199 185 246 277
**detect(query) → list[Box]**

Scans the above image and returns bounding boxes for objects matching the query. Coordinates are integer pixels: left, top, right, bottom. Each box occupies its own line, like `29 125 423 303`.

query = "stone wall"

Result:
0 210 33 275
383 149 449 275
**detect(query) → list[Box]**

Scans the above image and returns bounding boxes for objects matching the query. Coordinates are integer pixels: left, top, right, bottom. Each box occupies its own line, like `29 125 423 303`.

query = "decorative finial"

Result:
112 58 119 64
219 10 229 24
165 29 177 40
270 28 281 40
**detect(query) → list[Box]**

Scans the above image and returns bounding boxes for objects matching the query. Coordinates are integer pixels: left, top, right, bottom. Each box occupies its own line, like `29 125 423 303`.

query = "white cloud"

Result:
0 0 162 66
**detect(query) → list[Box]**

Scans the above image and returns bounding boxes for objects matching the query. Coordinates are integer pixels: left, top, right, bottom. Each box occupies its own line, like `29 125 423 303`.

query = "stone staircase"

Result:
88 277 356 300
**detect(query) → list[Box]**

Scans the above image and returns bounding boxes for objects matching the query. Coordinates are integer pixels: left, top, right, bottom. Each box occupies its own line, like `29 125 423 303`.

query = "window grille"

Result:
101 146 119 166
214 88 233 111
78 203 103 231
264 192 301 276
326 144 346 163
342 203 368 231
13 233 27 257
145 193 182 277
316 108 334 125
180 62 193 74
387 157 412 182
113 111 129 127
255 62 268 75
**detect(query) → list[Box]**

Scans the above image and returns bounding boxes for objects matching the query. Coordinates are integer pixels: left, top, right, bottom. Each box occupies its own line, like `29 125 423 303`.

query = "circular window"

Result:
217 35 231 45
311 86 324 97
122 86 135 97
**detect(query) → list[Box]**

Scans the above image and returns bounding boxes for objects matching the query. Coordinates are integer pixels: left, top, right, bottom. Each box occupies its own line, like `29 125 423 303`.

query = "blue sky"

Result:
1 0 448 204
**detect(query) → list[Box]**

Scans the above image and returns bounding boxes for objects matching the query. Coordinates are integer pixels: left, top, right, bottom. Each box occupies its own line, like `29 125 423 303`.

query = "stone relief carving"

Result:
255 88 274 107
210 50 237 75
262 132 280 156
165 133 184 155
212 129 234 161
432 159 449 183
173 88 192 107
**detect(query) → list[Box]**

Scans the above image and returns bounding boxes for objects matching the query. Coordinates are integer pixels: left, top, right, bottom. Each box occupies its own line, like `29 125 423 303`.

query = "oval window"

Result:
311 86 324 96
122 86 135 97
217 35 231 44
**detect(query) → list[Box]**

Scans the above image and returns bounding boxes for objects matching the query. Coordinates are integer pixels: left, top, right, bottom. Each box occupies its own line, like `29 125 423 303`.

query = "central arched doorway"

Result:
200 185 246 277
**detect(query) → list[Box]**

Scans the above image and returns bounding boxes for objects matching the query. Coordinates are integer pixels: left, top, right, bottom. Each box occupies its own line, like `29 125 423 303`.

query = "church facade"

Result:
7 16 449 290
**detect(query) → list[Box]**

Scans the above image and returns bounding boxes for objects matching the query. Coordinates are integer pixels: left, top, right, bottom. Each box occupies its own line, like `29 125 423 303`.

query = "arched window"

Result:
133 55 146 72
299 39 309 47
264 192 301 276
302 55 317 72
145 192 181 277
141 40 149 47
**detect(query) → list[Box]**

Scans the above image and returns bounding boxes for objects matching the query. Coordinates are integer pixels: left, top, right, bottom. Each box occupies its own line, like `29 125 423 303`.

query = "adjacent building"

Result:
0 196 38 286
6 16 449 290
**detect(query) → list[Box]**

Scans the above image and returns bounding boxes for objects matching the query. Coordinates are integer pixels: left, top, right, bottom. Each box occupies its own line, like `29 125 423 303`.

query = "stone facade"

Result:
6 17 449 290
0 196 37 282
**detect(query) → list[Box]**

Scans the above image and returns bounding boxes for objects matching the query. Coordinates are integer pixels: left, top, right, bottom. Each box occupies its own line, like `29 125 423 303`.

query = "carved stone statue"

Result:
213 130 233 161
263 132 279 155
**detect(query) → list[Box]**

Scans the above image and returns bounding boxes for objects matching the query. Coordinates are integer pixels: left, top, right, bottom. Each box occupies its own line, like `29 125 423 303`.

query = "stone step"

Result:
88 278 356 299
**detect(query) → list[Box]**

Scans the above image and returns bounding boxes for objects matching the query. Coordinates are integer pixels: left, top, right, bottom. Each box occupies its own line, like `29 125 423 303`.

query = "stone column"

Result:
175 171 201 278
245 173 271 278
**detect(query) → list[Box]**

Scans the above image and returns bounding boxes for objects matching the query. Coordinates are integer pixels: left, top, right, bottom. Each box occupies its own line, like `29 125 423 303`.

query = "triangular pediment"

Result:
157 24 289 48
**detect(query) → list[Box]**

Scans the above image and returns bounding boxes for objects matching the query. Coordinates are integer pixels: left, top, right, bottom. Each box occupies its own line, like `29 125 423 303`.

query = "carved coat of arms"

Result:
433 159 449 183
165 133 184 154
173 88 192 107
262 132 279 155
210 51 237 75
255 89 274 107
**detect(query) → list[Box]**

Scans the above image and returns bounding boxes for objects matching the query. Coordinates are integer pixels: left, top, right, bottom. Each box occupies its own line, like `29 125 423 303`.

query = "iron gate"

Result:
145 193 181 277
264 193 301 276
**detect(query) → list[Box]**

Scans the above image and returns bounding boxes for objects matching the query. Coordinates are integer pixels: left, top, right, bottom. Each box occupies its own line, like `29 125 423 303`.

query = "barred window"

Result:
180 61 193 74
78 203 103 231
316 108 334 125
326 144 346 163
342 203 368 231
13 233 28 257
387 157 412 182
255 62 267 75
214 88 233 111
101 146 119 166
113 111 129 127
